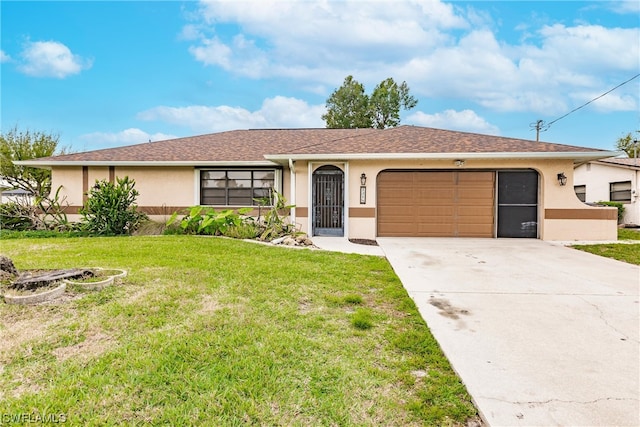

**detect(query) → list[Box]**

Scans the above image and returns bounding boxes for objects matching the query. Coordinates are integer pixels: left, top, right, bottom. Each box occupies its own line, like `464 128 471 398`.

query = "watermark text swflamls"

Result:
1 413 67 424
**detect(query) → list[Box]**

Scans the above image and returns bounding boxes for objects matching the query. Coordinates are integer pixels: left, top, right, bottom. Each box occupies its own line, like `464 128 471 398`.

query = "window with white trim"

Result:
200 169 276 206
610 181 631 203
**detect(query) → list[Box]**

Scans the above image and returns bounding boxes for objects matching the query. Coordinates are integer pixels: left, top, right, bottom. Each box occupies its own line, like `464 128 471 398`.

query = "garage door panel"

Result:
415 189 455 200
416 207 456 217
416 225 456 236
379 223 416 235
416 201 457 209
414 171 454 184
378 188 413 198
458 206 494 217
378 171 495 237
458 187 494 200
457 171 494 183
378 204 413 213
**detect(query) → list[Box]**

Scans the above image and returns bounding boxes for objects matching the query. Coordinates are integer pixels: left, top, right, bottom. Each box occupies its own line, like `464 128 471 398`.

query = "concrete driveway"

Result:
377 238 639 427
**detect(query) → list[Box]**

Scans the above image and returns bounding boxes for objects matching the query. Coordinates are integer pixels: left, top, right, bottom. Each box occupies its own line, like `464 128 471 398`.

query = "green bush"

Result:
80 176 147 235
166 190 297 242
166 206 252 236
596 201 625 223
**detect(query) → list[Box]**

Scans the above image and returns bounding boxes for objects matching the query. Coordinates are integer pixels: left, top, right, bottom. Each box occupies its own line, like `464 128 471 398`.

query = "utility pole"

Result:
530 120 545 141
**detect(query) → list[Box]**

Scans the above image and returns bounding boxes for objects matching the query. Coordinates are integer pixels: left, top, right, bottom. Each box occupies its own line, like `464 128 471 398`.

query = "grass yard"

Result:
0 236 480 426
617 227 640 241
572 228 640 265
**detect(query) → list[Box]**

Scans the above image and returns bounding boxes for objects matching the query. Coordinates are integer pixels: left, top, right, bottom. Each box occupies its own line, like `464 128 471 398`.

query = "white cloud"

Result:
18 40 92 78
181 0 639 117
407 109 500 135
607 0 640 14
137 96 325 132
568 89 638 112
178 24 203 41
0 50 11 63
533 24 639 71
79 128 177 147
186 0 465 84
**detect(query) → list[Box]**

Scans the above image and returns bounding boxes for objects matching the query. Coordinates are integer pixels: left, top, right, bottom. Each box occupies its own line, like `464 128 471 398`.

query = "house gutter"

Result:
13 160 279 169
265 151 619 163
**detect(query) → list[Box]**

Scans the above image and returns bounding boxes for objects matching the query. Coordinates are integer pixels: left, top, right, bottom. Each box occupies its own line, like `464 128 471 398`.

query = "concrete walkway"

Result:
376 238 640 427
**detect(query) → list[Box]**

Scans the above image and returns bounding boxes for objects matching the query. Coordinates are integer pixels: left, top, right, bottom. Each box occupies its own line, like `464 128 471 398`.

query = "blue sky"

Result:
1 0 639 153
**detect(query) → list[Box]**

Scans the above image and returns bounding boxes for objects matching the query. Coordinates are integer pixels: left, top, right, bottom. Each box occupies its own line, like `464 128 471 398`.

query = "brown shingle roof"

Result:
24 125 610 165
34 128 378 163
279 125 602 155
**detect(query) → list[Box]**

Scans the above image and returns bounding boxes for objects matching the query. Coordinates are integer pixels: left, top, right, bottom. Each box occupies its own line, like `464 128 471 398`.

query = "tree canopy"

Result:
322 76 418 129
0 126 66 199
615 131 639 158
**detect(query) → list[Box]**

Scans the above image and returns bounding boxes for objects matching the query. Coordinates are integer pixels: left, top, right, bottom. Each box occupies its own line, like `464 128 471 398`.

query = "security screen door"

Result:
497 170 539 238
313 165 344 236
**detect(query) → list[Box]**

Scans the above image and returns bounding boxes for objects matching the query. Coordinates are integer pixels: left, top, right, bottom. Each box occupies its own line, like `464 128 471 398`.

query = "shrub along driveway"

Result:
378 238 640 427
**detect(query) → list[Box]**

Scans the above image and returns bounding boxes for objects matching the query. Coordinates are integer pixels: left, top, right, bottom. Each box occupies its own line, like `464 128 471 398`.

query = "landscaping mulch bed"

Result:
348 238 378 246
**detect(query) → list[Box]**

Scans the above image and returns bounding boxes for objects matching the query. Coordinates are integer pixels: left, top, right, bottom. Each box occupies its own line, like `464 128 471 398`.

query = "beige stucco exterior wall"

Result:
50 159 616 240
51 166 84 206
50 165 291 222
574 162 639 226
113 167 196 207
293 158 617 241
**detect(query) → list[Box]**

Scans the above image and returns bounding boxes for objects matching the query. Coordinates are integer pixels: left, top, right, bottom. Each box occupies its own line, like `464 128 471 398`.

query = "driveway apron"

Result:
377 238 639 427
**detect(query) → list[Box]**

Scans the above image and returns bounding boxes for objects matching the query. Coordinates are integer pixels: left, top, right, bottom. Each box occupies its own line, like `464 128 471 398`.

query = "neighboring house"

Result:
16 125 619 240
0 179 34 204
574 157 640 226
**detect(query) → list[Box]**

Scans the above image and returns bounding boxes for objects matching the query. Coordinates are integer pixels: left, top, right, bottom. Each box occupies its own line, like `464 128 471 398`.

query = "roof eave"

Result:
593 160 640 170
13 160 279 168
264 151 619 162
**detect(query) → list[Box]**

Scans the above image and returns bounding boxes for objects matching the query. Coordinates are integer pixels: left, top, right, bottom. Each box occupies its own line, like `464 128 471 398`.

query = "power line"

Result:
530 73 640 141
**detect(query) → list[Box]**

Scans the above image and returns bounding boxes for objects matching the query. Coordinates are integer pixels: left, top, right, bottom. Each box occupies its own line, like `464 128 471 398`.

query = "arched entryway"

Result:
312 165 344 236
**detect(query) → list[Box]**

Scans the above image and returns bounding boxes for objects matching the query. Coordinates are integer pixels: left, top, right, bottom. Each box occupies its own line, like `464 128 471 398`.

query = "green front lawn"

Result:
0 236 479 426
572 228 640 265
617 227 640 241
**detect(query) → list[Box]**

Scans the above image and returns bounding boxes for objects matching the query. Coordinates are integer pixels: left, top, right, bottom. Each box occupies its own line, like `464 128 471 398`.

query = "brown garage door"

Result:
377 171 495 237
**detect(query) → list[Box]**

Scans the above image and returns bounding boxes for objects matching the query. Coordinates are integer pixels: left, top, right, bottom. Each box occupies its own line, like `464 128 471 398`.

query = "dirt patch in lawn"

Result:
51 328 114 362
0 311 65 360
198 295 224 314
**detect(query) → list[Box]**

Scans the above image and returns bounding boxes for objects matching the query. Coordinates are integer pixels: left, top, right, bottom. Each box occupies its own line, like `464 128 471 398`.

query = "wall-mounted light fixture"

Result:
557 172 567 186
454 159 465 167
360 173 367 204
360 173 367 186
